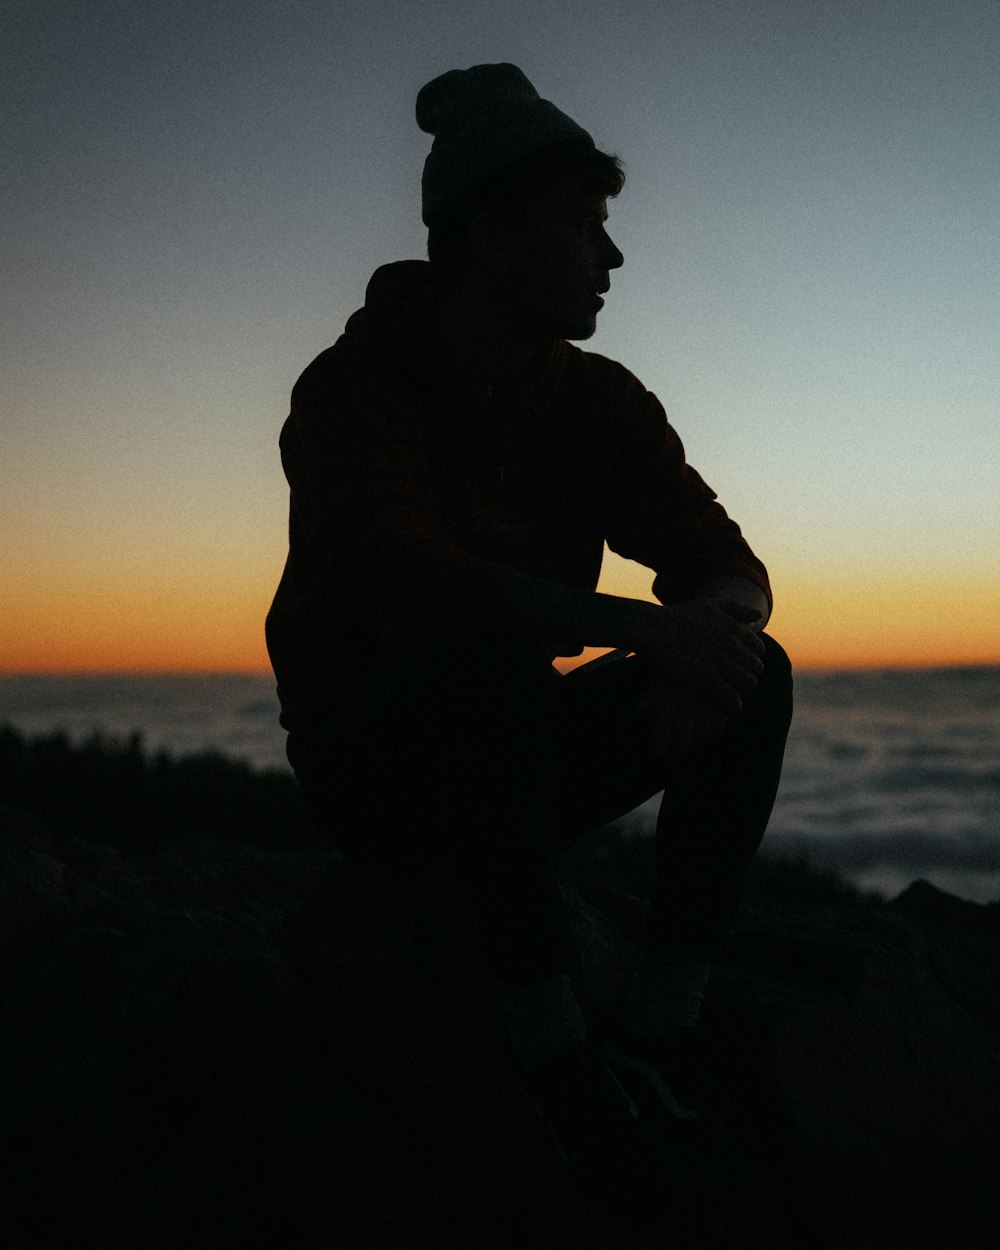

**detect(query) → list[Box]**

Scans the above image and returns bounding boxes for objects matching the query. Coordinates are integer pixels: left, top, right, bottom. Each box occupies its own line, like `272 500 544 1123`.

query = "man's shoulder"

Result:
291 332 365 403
290 343 341 403
288 330 400 423
558 343 650 407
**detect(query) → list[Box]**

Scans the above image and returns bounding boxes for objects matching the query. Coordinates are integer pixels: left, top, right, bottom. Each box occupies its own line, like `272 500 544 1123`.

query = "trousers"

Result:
287 632 793 985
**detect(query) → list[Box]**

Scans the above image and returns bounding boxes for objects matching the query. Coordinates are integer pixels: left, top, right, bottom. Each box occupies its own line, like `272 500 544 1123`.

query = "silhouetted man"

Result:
266 63 792 1165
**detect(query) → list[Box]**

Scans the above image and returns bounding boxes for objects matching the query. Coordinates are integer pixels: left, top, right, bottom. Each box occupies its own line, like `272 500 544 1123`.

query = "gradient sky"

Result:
4 0 998 674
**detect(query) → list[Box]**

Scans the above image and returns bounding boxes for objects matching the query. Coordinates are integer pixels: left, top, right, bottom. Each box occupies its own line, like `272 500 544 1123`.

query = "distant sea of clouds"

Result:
2 666 998 904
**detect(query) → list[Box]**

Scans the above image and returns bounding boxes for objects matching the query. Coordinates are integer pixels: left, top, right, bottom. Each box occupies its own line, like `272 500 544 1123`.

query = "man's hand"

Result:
499 571 767 719
629 598 765 717
696 575 770 632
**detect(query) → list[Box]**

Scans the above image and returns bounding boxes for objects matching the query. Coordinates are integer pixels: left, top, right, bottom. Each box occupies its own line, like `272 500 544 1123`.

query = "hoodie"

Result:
265 261 771 731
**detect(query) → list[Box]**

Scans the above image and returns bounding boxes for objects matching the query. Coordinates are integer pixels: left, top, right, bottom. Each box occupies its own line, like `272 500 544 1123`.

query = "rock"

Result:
708 903 1000 1249
891 877 1000 936
282 859 654 1248
0 803 113 947
889 878 1000 1054
2 800 999 1248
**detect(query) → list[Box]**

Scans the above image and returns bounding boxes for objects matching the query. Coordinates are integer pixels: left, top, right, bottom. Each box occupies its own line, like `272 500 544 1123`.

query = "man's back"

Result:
266 260 767 732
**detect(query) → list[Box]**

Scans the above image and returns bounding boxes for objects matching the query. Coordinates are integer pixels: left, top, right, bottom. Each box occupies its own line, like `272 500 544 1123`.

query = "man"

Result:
266 63 792 1164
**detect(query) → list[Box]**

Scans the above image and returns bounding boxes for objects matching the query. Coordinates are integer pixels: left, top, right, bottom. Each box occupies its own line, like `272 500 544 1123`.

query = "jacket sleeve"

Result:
601 375 772 610
279 369 514 636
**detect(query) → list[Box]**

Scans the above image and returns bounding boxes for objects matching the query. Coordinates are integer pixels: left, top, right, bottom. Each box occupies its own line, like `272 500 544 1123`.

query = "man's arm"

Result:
590 365 772 615
499 570 764 716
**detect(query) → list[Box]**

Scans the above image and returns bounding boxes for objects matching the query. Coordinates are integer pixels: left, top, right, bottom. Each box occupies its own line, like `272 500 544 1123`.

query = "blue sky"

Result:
3 0 998 670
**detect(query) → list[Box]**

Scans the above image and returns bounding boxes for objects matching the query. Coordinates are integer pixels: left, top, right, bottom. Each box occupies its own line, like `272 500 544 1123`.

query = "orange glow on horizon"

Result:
765 571 1000 672
0 577 273 675
1 560 997 676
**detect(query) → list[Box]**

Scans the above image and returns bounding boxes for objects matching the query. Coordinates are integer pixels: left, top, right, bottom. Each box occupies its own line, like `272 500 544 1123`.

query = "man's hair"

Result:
426 140 626 280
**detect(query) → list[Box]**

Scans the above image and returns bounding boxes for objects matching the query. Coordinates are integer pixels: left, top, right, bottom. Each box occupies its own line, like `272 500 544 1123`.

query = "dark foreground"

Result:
1 726 999 1248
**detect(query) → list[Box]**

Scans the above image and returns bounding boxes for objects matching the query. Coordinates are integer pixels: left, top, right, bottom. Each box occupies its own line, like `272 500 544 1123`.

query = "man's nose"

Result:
604 233 624 270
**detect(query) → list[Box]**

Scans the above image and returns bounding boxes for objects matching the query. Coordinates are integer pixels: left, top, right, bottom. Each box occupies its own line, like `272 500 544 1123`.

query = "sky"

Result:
3 0 999 674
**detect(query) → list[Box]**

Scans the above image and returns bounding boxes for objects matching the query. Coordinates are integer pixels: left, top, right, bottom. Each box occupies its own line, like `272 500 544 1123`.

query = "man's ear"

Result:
466 210 516 275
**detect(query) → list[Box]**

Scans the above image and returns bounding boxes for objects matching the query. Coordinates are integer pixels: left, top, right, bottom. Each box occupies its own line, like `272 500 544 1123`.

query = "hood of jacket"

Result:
339 259 570 412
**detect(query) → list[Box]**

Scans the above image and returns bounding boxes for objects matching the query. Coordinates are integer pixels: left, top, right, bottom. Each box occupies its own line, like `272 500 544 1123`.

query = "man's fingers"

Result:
688 648 758 704
719 646 762 684
716 599 762 625
728 622 766 661
701 604 765 663
730 665 760 696
642 598 768 715
720 630 765 679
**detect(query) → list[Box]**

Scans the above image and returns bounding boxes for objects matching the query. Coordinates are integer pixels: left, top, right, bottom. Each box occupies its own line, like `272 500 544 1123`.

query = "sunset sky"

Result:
4 0 998 674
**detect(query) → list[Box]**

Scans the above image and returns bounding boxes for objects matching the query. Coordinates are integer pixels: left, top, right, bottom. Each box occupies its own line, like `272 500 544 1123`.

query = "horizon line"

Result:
3 657 1000 679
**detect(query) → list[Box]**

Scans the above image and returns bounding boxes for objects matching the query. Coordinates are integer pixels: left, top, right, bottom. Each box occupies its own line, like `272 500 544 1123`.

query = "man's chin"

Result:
562 315 599 341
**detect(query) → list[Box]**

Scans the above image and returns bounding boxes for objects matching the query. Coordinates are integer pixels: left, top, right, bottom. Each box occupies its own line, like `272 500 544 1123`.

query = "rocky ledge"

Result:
1 730 998 1248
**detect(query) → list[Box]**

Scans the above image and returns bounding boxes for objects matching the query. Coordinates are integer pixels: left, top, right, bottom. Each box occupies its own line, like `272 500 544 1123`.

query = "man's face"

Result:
499 186 625 341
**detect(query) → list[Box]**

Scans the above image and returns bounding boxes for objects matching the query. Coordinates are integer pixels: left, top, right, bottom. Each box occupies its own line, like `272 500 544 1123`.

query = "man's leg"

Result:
291 631 792 985
545 634 792 1081
287 633 791 1146
286 640 647 1160
547 633 793 958
286 637 581 987
645 632 793 961
539 633 791 1129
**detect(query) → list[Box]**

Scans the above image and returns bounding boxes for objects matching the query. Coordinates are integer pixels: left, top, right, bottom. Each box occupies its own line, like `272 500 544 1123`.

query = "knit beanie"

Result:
416 63 595 224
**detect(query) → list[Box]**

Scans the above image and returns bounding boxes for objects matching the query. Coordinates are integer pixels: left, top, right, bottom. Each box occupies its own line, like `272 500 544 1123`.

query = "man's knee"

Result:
756 632 794 724
761 632 792 685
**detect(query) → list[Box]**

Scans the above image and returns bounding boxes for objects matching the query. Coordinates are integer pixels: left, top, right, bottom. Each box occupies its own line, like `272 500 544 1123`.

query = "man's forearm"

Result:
497 569 771 661
499 569 768 716
499 570 661 653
